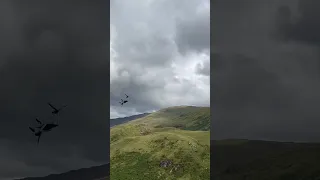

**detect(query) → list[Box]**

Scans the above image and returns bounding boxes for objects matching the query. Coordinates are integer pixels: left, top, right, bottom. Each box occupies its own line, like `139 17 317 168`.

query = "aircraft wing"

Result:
36 118 42 124
48 103 58 111
29 127 35 132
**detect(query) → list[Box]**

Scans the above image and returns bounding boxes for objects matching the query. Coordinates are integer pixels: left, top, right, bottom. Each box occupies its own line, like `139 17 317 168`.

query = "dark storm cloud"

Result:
212 0 320 142
0 0 108 179
275 0 320 46
212 54 299 139
175 9 210 54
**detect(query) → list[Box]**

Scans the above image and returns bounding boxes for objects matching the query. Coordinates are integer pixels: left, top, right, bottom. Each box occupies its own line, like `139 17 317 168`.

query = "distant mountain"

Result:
110 113 150 127
16 163 109 180
211 139 320 179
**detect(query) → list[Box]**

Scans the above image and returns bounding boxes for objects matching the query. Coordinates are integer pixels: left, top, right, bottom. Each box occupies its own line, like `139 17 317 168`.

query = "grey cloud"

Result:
110 0 210 117
116 34 177 68
175 12 210 54
212 53 300 140
275 0 320 46
0 0 109 179
196 61 210 77
212 0 320 142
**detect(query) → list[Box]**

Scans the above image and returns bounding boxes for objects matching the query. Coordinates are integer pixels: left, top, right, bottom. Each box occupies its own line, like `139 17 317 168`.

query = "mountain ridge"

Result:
110 113 150 127
16 163 110 180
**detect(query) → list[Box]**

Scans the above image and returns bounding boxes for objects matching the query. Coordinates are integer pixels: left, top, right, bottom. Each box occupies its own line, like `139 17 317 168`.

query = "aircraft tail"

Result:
37 133 41 145
53 116 59 125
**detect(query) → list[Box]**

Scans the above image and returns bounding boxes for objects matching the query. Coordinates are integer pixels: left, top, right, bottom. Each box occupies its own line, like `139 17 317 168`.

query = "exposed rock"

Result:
159 160 173 168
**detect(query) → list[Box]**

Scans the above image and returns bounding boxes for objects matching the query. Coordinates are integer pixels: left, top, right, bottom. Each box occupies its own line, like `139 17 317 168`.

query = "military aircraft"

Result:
48 102 67 115
119 94 129 107
121 99 128 104
29 118 59 144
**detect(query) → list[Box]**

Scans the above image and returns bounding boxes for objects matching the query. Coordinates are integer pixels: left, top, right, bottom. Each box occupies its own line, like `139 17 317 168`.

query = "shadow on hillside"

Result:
211 140 320 180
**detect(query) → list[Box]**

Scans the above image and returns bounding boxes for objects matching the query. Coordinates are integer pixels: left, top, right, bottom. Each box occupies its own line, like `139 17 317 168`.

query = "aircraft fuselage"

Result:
35 131 42 136
52 110 59 114
42 124 58 132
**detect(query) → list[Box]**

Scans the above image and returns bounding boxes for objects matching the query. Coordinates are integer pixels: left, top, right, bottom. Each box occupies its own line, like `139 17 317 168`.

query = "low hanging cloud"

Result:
212 0 320 142
110 0 210 118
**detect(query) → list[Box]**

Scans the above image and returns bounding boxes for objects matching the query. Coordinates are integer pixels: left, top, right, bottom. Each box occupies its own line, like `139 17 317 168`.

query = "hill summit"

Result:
110 106 210 180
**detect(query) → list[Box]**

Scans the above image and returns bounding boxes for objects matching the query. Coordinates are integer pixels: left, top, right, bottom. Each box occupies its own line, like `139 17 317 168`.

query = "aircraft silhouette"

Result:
48 102 67 115
29 118 59 144
121 99 128 104
119 94 129 107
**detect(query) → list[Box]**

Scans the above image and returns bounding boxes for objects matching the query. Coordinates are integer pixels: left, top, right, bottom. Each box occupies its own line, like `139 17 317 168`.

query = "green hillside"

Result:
110 106 210 180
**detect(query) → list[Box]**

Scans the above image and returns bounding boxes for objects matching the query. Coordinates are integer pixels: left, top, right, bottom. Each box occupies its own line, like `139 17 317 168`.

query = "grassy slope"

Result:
212 139 320 180
110 106 210 180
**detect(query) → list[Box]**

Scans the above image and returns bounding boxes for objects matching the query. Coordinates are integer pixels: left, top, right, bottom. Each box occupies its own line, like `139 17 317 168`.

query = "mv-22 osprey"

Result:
29 103 67 144
29 118 59 144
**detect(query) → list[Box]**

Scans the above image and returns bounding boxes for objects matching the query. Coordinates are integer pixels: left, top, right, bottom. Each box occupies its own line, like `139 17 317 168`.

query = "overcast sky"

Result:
212 0 320 142
110 0 210 118
0 1 108 179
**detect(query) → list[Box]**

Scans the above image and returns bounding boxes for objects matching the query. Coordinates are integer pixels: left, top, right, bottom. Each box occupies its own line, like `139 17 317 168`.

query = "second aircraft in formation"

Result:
29 102 67 145
119 94 129 106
